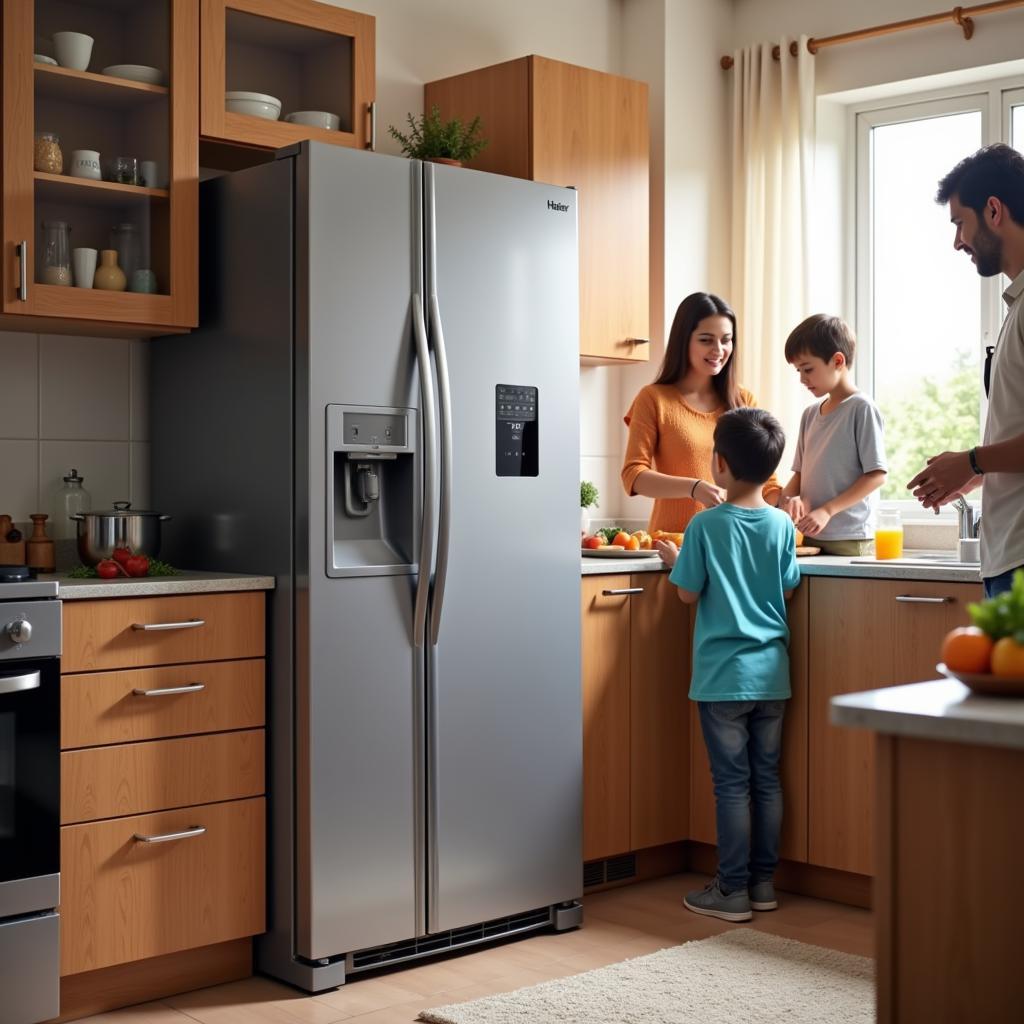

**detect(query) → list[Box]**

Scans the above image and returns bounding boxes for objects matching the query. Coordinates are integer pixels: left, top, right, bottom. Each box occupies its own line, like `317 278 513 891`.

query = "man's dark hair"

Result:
713 407 785 485
784 313 856 368
936 143 1024 224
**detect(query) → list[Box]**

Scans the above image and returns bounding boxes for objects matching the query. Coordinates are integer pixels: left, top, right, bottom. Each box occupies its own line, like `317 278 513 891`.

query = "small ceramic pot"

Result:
93 249 126 291
129 268 157 294
53 31 93 71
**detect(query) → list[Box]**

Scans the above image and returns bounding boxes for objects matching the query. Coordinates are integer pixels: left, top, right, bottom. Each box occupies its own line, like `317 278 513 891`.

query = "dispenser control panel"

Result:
495 384 538 477
342 411 407 450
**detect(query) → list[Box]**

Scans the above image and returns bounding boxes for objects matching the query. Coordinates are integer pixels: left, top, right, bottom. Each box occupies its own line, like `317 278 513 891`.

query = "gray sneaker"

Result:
749 880 778 911
683 879 752 922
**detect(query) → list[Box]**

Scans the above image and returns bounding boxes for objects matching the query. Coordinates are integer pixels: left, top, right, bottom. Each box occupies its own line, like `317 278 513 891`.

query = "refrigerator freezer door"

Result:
299 145 426 958
425 164 582 932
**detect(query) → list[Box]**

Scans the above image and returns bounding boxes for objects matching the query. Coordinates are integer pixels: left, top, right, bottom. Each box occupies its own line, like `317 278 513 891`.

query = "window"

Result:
854 80 1024 507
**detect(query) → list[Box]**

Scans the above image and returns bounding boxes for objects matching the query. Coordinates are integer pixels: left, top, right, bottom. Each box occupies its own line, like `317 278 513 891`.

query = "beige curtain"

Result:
730 36 815 461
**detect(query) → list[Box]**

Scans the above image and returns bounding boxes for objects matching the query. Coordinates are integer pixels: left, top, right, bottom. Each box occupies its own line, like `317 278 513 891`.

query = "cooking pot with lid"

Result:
71 501 171 565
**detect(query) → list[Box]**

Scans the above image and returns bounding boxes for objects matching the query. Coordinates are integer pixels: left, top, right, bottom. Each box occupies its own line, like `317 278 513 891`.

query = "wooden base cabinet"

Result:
426 56 649 364
807 577 980 875
581 574 688 863
689 582 810 863
59 591 267 997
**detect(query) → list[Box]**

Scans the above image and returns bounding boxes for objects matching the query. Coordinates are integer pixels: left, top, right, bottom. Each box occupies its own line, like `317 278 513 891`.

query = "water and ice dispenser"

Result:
326 404 417 577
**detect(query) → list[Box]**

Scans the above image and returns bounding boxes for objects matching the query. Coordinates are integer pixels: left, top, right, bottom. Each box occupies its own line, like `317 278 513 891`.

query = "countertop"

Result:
581 551 983 583
44 570 276 600
831 679 1024 751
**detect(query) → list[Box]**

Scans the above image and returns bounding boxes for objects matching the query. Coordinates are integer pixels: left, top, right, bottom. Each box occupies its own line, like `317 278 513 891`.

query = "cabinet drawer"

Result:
62 592 265 673
62 658 265 749
60 797 265 976
62 729 264 824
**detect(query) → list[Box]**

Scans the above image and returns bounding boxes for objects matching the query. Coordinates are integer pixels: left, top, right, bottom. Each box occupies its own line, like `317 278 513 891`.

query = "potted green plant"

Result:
387 105 488 167
580 480 599 536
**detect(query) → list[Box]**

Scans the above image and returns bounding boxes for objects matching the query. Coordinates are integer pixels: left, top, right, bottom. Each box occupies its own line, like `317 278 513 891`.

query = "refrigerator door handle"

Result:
412 292 436 648
425 165 453 647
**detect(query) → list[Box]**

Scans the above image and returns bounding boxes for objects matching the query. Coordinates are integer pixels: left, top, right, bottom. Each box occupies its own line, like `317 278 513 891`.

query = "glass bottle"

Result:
33 130 63 173
40 220 71 286
110 222 140 281
55 468 90 542
874 508 904 560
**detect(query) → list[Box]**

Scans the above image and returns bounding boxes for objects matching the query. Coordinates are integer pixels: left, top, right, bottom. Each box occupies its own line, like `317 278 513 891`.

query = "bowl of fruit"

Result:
937 569 1024 696
581 527 680 558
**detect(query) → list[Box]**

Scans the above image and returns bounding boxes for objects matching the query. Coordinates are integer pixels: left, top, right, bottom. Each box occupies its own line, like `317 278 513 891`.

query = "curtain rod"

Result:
720 0 1024 70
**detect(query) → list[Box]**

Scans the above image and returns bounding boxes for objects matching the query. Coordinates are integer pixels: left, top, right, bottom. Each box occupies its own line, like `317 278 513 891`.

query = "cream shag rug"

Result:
417 929 874 1024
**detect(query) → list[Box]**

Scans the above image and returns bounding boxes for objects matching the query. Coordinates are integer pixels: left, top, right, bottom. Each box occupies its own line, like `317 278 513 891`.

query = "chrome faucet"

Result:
954 495 977 539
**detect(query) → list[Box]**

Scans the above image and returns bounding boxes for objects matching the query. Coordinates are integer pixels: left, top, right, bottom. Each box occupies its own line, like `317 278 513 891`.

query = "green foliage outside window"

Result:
879 350 980 501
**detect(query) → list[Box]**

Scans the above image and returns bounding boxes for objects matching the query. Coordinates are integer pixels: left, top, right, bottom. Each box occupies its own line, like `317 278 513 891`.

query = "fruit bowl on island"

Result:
936 663 1024 697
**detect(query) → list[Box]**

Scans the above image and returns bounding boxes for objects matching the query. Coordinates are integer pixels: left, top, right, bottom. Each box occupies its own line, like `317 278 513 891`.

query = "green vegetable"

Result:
968 569 1024 639
68 564 98 578
596 526 624 544
580 480 599 509
145 559 179 576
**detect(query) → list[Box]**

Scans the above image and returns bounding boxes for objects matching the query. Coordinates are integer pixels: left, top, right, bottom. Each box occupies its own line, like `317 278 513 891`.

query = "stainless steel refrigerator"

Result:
151 142 582 991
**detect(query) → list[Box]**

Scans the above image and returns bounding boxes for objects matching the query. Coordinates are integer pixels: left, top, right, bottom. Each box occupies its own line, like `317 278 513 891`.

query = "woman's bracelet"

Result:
690 479 700 499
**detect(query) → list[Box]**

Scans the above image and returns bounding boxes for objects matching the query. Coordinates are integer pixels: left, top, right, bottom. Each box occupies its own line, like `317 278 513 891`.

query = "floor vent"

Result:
584 852 637 888
350 906 552 973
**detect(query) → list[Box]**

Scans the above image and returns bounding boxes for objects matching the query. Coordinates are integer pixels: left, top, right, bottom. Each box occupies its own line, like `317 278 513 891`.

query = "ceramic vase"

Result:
93 249 126 291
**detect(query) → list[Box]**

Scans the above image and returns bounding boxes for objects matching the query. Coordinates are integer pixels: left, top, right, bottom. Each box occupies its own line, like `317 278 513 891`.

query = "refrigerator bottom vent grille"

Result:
583 853 637 888
350 907 552 972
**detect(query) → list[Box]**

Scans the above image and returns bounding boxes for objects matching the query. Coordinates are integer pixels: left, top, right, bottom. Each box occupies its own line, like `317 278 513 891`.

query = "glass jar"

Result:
110 223 140 281
874 508 904 560
55 468 91 542
33 131 63 173
40 221 71 286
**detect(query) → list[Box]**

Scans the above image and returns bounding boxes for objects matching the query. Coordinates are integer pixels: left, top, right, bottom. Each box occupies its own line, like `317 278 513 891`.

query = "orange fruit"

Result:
991 637 1024 678
795 529 804 546
625 536 640 551
940 626 993 674
611 531 631 548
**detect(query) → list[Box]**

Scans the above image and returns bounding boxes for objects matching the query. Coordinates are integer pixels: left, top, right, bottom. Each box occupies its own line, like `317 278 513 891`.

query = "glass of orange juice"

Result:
874 509 904 559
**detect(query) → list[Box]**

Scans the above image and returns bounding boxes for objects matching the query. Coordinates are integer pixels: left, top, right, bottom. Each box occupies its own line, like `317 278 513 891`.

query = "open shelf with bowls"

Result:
200 0 375 157
2 0 197 335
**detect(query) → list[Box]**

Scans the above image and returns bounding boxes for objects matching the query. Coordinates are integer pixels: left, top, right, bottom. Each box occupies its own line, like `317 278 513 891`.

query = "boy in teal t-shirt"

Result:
658 407 800 922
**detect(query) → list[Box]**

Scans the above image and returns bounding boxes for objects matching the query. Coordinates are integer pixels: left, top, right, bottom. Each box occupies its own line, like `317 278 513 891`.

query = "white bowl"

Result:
103 64 164 85
225 91 281 121
34 54 58 66
53 31 94 71
284 110 340 131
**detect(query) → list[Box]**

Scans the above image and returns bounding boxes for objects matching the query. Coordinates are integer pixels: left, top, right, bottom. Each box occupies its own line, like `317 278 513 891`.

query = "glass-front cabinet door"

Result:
2 0 198 333
200 0 376 152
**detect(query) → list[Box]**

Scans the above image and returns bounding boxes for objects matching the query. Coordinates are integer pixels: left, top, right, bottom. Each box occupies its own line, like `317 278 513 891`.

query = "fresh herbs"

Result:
580 481 599 509
388 106 488 162
66 559 179 579
968 569 1024 641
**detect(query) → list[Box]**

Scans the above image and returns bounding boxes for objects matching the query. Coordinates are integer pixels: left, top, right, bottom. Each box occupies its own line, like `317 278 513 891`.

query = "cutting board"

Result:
796 545 821 557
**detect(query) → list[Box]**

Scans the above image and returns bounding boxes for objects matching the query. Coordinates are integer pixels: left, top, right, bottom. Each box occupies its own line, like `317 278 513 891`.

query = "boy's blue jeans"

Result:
697 699 787 894
984 565 1023 599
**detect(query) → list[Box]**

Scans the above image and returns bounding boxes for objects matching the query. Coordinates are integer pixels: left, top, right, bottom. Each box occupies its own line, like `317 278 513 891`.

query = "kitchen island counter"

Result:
45 570 275 600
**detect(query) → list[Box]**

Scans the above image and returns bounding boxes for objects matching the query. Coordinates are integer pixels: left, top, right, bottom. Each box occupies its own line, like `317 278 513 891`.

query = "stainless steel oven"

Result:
0 569 61 1024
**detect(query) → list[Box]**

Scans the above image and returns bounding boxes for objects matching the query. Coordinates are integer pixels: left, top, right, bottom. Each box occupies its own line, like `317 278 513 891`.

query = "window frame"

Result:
851 77 1024 519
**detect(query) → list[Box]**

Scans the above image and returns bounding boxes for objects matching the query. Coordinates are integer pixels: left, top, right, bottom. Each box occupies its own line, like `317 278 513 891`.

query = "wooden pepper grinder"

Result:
26 513 56 571
0 514 27 566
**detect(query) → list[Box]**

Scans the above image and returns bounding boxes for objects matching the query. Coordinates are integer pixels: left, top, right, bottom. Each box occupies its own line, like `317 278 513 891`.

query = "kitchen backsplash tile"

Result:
580 455 623 521
0 441 39 522
0 333 38 438
131 341 150 442
39 334 132 441
130 442 151 510
579 364 623 460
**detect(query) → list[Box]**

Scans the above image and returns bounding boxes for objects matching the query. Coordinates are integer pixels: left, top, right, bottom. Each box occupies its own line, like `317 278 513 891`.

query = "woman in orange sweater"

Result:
622 292 782 533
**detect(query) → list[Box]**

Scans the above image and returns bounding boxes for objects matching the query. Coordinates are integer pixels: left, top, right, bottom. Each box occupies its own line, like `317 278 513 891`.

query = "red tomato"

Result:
112 547 132 565
96 560 121 579
582 536 602 550
125 555 150 577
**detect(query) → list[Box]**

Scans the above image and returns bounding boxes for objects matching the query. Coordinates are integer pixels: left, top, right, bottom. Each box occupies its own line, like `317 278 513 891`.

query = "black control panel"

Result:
495 384 538 477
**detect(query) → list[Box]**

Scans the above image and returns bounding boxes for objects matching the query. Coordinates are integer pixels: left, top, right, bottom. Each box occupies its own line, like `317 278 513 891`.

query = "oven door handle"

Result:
0 670 41 695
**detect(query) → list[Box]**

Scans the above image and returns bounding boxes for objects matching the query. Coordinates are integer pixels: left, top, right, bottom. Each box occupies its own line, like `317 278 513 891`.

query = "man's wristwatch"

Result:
968 447 984 476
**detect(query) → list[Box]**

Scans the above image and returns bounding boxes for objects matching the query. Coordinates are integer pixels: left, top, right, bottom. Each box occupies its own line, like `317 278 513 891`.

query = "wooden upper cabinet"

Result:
200 0 376 152
425 56 650 364
1 0 198 334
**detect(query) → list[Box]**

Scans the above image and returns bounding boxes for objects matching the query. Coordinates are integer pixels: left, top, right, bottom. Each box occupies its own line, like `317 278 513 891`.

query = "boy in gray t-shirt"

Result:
779 315 888 556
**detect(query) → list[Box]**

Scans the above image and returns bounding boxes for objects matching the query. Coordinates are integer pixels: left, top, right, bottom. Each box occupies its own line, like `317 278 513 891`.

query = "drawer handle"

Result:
895 595 953 604
132 683 205 697
602 588 644 596
131 618 206 632
133 825 206 844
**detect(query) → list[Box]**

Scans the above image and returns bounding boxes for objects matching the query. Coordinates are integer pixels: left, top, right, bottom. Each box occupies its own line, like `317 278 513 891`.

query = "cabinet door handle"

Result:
133 825 206 844
17 240 28 300
894 595 952 604
131 618 206 631
627 338 651 345
366 100 376 150
602 587 644 596
132 683 205 697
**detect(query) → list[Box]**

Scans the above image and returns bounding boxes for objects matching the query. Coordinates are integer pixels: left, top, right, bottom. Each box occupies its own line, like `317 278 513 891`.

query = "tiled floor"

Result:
73 873 873 1024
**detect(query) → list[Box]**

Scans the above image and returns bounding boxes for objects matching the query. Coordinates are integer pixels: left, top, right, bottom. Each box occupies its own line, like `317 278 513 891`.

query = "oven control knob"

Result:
5 619 32 644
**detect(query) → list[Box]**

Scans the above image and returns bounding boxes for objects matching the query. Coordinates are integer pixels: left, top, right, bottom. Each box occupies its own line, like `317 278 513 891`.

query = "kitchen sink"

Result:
849 551 979 568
